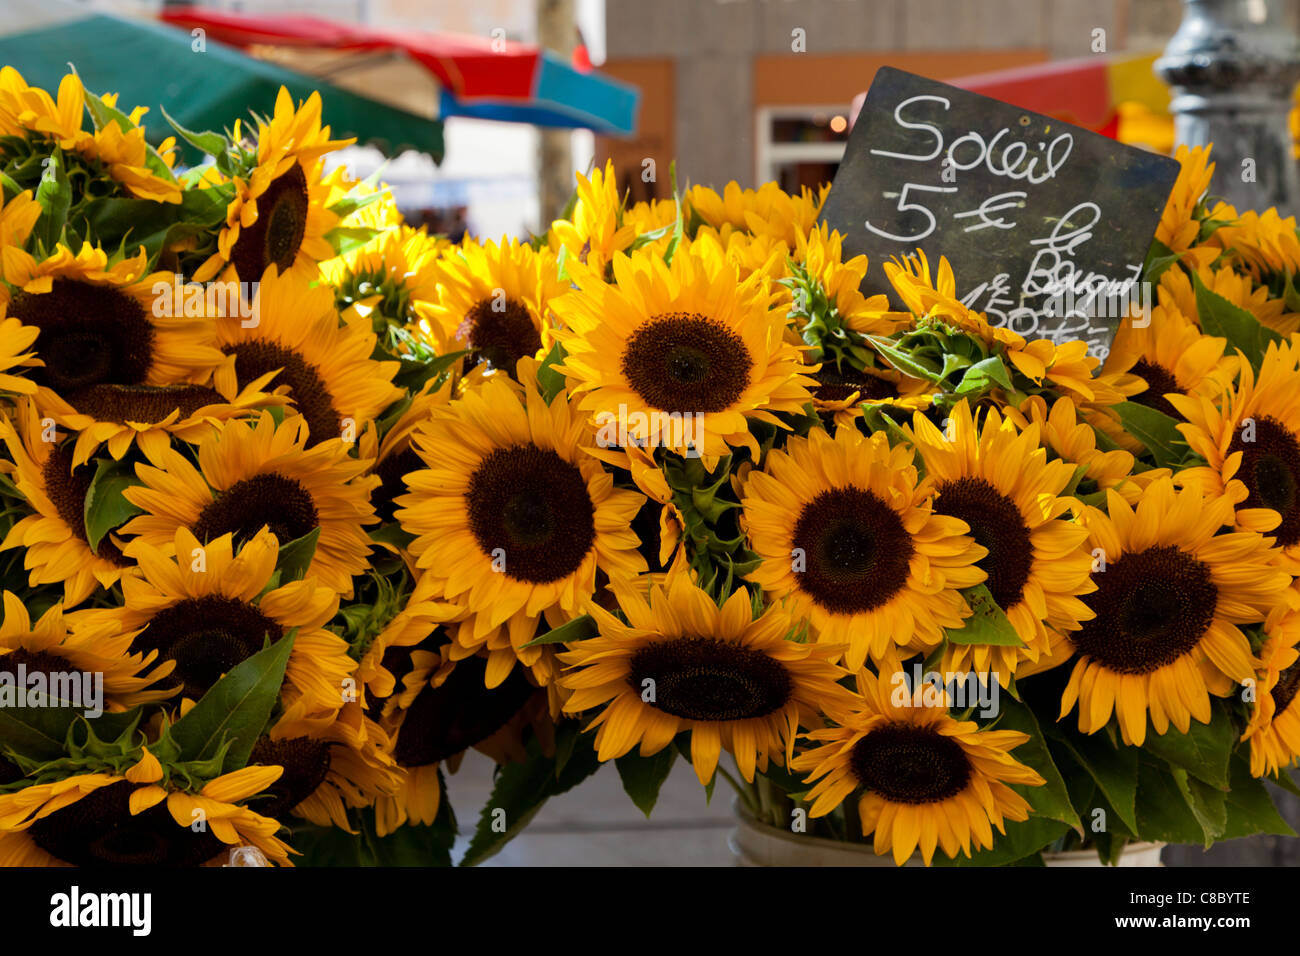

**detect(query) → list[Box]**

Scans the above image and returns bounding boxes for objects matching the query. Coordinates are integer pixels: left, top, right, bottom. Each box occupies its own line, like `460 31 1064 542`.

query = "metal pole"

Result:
537 0 576 230
1155 0 1300 214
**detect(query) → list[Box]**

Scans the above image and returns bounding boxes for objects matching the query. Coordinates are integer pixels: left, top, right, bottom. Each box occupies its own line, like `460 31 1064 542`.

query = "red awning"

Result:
160 6 542 100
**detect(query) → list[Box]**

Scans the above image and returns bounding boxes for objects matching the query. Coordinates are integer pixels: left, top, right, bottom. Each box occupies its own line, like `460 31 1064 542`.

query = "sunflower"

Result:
395 358 646 689
1204 203 1300 279
39 367 282 469
1162 262 1300 338
794 223 911 337
558 566 853 784
360 377 454 524
1061 478 1291 746
553 243 815 462
0 317 39 396
211 266 402 448
0 69 181 203
884 251 1122 404
1102 293 1239 422
246 700 400 831
322 223 447 332
907 401 1096 679
194 88 350 283
1170 335 1300 573
1007 395 1167 506
809 360 935 428
0 399 136 606
793 665 1043 865
686 180 829 247
120 412 379 596
548 159 637 277
0 757 292 866
374 642 542 836
423 237 568 377
740 426 985 670
1242 605 1300 777
1155 143 1218 263
2 592 175 710
79 526 352 715
2 243 225 398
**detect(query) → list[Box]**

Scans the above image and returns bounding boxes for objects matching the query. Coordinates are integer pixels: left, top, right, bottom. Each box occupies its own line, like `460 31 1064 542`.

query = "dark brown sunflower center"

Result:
0 648 71 682
466 444 595 583
626 637 793 722
813 365 898 403
191 472 319 549
1130 358 1182 421
1073 544 1218 674
372 448 422 523
393 654 535 767
1229 415 1300 548
222 341 339 446
10 279 156 392
790 487 914 614
249 735 332 818
39 443 132 567
65 383 223 424
133 595 284 700
28 780 226 866
621 312 752 414
849 722 973 804
230 161 309 282
1271 660 1300 716
934 476 1033 611
459 296 542 375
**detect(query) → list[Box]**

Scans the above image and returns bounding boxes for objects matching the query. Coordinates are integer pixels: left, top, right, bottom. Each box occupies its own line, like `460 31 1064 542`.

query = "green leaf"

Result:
325 225 381 257
522 614 598 648
160 106 229 159
662 160 685 266
275 527 320 583
34 148 70 249
1142 707 1235 789
945 584 1025 646
459 725 602 866
1175 770 1227 848
955 355 1014 395
0 707 76 762
1193 270 1284 372
864 335 942 383
990 693 1080 829
1141 237 1179 285
83 456 144 555
614 748 677 817
1134 755 1224 844
169 630 297 772
1044 723 1140 834
1113 401 1185 468
1218 753 1297 839
537 342 568 403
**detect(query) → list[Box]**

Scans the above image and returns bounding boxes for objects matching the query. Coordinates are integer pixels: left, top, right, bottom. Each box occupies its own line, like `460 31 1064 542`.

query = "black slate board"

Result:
819 67 1180 363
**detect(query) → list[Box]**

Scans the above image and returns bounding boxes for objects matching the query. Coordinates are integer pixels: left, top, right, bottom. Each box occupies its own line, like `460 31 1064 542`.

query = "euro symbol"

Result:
952 190 1027 232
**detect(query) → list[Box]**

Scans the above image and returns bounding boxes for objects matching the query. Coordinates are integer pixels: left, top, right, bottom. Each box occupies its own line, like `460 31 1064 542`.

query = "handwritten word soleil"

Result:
869 94 1075 185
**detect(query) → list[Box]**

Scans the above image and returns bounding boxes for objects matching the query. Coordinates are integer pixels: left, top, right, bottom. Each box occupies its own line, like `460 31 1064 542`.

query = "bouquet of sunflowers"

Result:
1 66 1298 869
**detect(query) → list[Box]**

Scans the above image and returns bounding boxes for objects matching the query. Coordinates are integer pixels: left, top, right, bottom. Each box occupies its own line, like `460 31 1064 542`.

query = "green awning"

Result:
0 4 443 163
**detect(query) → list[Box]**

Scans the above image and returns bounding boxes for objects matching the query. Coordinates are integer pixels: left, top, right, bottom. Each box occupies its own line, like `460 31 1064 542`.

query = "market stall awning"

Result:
159 6 640 137
850 52 1173 149
0 0 444 161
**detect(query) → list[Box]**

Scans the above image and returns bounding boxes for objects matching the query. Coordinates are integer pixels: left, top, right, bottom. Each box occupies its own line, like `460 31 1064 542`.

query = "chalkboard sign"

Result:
819 67 1180 362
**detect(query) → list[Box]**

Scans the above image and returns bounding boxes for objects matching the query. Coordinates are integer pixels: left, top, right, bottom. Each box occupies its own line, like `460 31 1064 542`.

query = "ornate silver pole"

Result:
1155 0 1300 215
